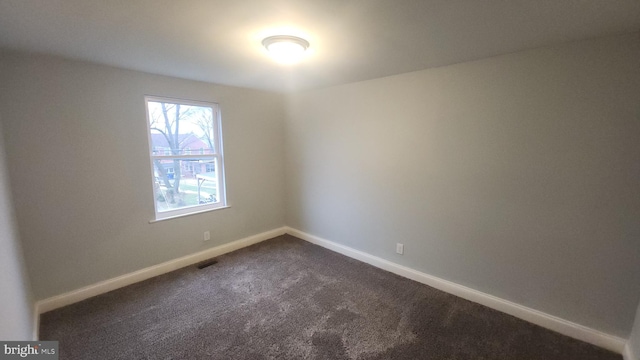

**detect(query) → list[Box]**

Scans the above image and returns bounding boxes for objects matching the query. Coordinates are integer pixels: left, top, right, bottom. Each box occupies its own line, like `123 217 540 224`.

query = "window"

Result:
145 96 227 220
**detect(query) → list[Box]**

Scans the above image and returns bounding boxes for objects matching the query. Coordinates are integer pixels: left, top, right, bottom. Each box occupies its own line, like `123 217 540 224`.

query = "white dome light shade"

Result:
262 35 309 64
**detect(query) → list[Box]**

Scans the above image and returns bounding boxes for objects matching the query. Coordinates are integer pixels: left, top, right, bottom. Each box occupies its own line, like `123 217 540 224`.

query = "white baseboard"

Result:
284 227 626 354
36 227 287 314
624 343 638 360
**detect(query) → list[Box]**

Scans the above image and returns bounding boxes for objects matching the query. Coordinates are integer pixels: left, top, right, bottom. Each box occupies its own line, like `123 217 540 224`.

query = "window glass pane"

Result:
147 101 216 155
146 96 226 219
153 158 219 212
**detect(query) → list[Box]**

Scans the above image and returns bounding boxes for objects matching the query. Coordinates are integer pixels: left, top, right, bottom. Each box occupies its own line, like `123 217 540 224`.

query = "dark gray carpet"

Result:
40 235 621 360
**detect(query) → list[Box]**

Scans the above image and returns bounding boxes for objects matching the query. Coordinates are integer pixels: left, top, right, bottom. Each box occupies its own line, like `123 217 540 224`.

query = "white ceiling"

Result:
1 1 639 92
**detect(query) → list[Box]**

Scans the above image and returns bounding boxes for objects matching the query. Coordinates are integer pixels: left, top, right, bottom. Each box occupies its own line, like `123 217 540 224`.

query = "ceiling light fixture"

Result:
262 35 309 64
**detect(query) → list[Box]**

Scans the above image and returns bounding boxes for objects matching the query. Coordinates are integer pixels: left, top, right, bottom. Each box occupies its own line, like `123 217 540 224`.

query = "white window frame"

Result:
145 96 228 221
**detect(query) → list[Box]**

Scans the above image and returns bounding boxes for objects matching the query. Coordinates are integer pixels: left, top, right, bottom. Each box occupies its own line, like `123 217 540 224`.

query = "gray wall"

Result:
0 53 286 300
630 302 640 359
0 118 34 340
285 33 640 337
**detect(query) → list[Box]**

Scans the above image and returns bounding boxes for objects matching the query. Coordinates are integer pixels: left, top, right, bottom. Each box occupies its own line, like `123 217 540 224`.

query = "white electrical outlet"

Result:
203 231 211 241
396 243 404 255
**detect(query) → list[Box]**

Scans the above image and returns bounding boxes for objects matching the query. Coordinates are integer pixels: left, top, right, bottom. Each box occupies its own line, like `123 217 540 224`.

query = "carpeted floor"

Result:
40 235 621 360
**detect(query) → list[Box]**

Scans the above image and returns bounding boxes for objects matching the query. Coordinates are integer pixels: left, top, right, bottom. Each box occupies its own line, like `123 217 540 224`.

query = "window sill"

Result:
149 205 231 223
